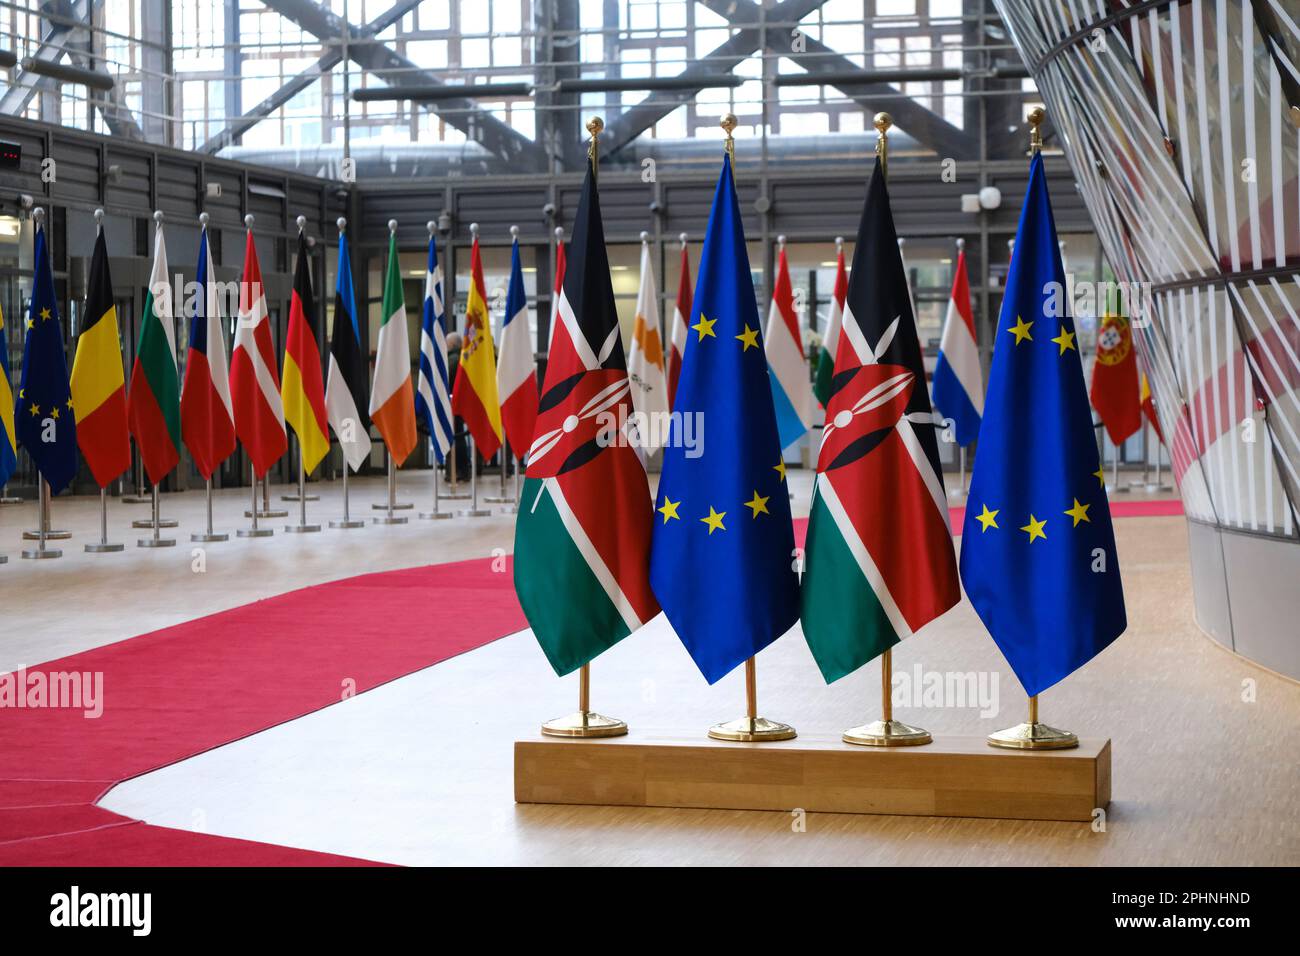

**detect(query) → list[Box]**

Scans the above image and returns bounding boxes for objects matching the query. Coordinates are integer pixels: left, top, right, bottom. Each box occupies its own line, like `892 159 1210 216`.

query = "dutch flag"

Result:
765 238 814 451
931 240 983 447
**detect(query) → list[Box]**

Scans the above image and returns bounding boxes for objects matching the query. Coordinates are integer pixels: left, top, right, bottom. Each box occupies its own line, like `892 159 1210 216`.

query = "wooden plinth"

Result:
515 733 1110 822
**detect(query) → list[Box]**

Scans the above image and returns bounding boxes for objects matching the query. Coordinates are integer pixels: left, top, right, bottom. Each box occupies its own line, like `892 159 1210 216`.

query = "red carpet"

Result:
0 558 524 866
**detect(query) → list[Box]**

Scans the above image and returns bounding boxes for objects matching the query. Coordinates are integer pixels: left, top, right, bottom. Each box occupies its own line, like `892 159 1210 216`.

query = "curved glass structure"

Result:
996 0 1300 677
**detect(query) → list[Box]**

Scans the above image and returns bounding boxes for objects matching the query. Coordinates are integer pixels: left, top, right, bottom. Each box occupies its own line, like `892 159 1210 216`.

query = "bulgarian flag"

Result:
666 236 691 410
452 231 502 459
800 158 960 683
281 229 331 474
514 160 659 676
813 238 847 408
70 222 130 487
369 228 417 466
230 224 287 478
127 218 181 487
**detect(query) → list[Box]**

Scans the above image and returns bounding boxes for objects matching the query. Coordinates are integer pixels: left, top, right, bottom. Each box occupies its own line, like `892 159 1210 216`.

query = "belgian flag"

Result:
70 223 130 487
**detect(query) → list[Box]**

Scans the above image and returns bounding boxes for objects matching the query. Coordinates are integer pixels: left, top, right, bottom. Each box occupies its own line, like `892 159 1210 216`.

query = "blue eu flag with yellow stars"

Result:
960 152 1126 697
16 217 78 495
649 153 800 684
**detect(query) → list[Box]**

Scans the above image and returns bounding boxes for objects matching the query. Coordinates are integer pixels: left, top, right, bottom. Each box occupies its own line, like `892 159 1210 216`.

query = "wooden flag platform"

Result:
515 733 1110 822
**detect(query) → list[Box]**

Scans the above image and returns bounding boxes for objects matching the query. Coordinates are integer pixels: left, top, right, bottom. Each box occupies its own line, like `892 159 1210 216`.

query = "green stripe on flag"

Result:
800 490 900 683
138 287 182 452
514 477 632 676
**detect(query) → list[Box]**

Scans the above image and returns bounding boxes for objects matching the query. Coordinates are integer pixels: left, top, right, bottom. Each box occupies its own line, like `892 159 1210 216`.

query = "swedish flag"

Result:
959 153 1126 696
649 153 800 684
15 218 77 494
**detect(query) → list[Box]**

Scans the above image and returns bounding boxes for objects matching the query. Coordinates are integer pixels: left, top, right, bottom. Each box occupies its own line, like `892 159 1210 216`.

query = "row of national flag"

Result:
514 133 1129 704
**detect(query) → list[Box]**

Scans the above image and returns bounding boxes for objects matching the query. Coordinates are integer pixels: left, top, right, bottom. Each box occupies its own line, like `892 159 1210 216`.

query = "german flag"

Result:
70 226 130 487
281 230 330 473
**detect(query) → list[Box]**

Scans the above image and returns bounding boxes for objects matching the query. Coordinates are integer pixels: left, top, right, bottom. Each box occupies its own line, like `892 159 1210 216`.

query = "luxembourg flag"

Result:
764 239 814 451
496 228 538 457
931 239 982 447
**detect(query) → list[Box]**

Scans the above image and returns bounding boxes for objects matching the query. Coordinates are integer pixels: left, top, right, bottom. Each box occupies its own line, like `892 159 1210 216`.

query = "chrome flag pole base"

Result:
23 529 71 540
329 518 366 529
190 532 229 543
284 523 321 533
21 546 62 559
419 511 453 520
987 721 1078 750
457 508 492 518
84 542 125 553
136 537 175 548
541 710 628 738
237 527 274 538
243 508 287 519
708 716 797 742
280 493 319 502
131 518 177 529
372 515 408 525
483 495 512 503
843 718 932 747
372 501 413 511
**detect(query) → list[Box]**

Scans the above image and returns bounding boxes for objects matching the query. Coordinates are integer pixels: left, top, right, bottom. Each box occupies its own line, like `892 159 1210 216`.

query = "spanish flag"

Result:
368 228 417 466
451 233 502 459
281 230 331 474
70 225 131 487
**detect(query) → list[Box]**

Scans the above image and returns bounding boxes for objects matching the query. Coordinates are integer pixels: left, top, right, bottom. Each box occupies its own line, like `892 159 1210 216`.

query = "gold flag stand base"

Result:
708 715 796 742
843 718 931 747
987 693 1078 750
540 662 626 738
540 710 627 738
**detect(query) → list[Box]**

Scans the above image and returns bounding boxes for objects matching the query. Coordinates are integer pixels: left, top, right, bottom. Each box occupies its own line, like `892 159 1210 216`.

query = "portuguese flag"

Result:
127 219 181 486
513 159 659 676
800 159 960 683
70 225 130 487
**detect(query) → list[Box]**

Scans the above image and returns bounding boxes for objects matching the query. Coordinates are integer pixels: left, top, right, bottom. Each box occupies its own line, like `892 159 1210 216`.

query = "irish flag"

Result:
765 240 813 451
451 231 502 459
127 219 181 487
514 160 659 676
369 228 417 466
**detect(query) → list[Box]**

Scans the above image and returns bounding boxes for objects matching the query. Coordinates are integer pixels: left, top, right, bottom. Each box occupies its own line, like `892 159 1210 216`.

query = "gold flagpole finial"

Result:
874 111 892 177
721 113 737 167
587 116 604 182
1028 107 1045 155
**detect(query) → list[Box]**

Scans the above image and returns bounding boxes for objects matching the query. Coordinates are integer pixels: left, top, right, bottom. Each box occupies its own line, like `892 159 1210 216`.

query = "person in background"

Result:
445 331 470 482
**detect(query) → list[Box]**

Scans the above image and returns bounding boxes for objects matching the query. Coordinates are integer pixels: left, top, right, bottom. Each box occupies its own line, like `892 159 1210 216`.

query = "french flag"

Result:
496 229 538 458
764 239 814 451
931 240 982 447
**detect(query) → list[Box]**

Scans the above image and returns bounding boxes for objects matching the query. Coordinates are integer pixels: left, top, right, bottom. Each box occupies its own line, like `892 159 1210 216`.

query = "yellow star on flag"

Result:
1007 315 1034 345
692 314 717 341
1093 467 1106 487
658 498 681 523
65 397 74 410
744 490 770 518
1064 498 1091 527
39 307 51 321
28 403 40 417
25 318 34 330
700 506 726 535
1020 514 1047 542
735 324 759 351
975 504 999 531
773 460 787 482
1051 326 1076 354
50 407 59 420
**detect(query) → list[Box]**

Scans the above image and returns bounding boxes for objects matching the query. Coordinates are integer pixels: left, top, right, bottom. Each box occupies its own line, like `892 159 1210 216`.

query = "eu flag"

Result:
649 154 800 684
16 218 77 494
959 153 1126 696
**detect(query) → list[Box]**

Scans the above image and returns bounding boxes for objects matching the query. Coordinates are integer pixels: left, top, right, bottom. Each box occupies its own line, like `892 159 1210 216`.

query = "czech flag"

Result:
180 222 236 480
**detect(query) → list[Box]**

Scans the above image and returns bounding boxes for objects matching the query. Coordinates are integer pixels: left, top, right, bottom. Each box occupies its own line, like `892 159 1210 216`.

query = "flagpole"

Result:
458 434 491 517
841 112 930 748
540 116 628 740
238 462 274 537
704 113 795 743
21 479 62 559
374 447 408 524
420 437 452 519
285 452 321 533
987 108 1079 752
331 455 366 528
137 483 175 548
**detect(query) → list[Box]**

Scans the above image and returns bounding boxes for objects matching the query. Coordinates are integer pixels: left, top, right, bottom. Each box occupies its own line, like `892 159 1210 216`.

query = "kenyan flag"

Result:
801 159 960 683
513 158 659 676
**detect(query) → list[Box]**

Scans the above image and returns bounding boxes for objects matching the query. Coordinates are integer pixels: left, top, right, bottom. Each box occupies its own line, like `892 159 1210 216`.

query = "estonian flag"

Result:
16 216 77 494
649 153 800 684
959 152 1127 696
